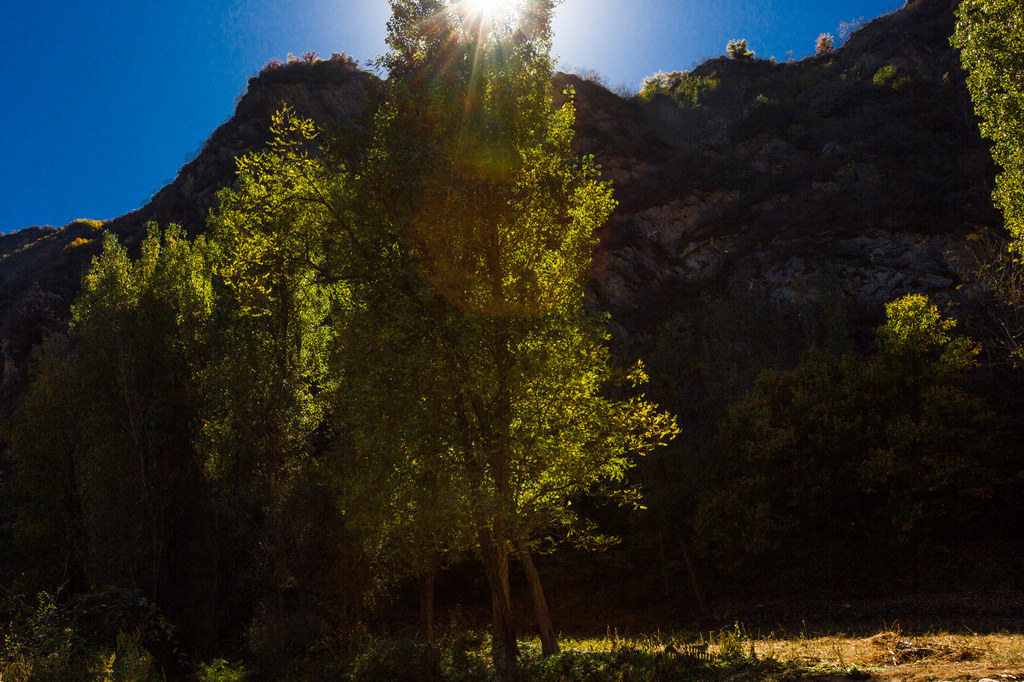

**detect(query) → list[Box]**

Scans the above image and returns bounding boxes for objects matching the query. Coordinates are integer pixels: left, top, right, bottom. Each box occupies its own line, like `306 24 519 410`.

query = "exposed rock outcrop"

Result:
560 0 996 331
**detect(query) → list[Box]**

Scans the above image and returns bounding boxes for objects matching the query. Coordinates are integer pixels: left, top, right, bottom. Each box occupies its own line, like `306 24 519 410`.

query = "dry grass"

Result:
748 627 1024 680
551 626 1024 681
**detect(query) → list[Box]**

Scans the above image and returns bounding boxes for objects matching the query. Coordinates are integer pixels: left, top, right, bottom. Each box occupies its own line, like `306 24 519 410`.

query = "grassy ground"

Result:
4 591 1020 680
346 592 1024 680
751 628 1024 681
543 627 1024 681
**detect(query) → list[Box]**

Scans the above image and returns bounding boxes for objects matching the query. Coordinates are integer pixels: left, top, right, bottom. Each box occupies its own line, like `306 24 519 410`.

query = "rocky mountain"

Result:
567 0 997 330
0 0 999 414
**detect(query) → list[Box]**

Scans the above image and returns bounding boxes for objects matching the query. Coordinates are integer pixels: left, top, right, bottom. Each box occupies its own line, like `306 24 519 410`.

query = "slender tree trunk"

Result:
421 567 437 642
480 528 519 679
676 533 711 621
518 543 559 655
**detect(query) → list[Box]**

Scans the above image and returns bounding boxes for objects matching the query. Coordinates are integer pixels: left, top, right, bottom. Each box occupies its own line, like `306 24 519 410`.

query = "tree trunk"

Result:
421 567 436 642
676 533 711 621
480 528 519 679
518 543 559 655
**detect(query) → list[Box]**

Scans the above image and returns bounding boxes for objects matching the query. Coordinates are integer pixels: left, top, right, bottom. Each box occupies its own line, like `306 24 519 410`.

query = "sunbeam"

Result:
458 0 521 30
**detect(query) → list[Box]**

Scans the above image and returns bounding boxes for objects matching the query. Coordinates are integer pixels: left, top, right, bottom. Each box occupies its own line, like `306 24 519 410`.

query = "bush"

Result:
727 39 754 61
196 658 249 681
330 52 360 67
0 591 167 682
638 70 719 107
816 32 835 55
63 237 93 251
872 64 910 89
838 18 866 42
700 295 997 584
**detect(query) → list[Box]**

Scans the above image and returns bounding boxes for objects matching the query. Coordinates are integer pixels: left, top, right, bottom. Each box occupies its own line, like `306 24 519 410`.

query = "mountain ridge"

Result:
0 0 999 413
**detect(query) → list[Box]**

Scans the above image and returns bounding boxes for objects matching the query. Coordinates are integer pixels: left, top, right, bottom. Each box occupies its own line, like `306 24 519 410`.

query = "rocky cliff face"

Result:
0 0 999 412
561 0 997 334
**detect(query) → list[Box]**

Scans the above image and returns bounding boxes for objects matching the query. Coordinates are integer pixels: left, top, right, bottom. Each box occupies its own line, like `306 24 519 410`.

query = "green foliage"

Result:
954 0 1024 245
7 335 85 593
727 39 754 61
872 64 897 86
8 4 676 672
204 106 341 488
325 629 780 681
877 294 978 374
199 1 677 670
8 224 222 638
196 658 249 681
638 70 719 107
702 295 996 579
348 638 447 681
0 590 171 682
711 624 750 663
872 64 909 89
70 226 216 608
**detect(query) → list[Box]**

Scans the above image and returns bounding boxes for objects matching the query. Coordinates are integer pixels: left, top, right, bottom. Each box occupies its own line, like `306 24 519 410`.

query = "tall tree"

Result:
204 108 341 496
953 0 1024 244
6 335 85 595
7 226 223 638
342 0 677 672
209 2 677 673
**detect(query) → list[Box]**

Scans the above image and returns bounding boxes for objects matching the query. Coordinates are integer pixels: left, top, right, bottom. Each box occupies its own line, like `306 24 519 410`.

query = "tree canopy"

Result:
954 0 1024 245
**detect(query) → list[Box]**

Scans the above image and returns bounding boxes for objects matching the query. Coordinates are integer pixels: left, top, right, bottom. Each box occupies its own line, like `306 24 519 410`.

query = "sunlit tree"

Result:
208 1 676 673
953 0 1024 245
351 1 676 672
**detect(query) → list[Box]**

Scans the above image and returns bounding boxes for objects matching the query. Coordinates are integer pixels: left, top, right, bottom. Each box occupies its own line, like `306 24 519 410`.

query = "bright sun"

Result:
461 0 520 23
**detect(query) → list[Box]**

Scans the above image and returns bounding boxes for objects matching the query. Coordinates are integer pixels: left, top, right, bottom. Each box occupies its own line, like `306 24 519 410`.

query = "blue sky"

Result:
1 0 900 233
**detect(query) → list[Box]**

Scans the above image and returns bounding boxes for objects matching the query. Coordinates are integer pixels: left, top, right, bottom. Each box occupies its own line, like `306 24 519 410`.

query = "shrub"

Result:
702 295 995 580
69 218 103 231
301 50 318 63
570 66 608 87
639 72 672 100
0 591 168 682
262 58 284 72
196 658 248 681
714 624 751 663
612 82 637 98
816 32 835 55
638 70 719 107
330 52 359 67
872 64 910 89
64 237 93 251
727 38 754 61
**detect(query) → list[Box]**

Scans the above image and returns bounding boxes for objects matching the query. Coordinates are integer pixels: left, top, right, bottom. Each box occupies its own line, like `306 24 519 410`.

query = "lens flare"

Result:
459 0 520 26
